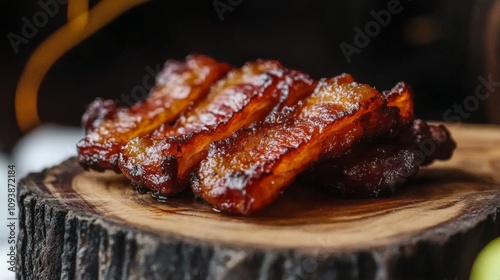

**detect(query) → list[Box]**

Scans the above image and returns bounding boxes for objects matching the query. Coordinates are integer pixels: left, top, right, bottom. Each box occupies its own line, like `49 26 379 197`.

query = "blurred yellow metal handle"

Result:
15 0 149 132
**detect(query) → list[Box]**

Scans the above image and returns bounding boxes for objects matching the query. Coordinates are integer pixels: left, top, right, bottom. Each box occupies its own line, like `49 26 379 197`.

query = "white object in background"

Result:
13 124 84 179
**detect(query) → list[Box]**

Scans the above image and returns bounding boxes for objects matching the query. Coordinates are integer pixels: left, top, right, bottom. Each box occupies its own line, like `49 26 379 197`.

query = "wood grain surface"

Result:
17 123 500 280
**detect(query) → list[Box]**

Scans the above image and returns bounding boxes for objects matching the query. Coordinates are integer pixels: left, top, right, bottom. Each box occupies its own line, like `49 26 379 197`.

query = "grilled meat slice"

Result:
304 119 456 197
119 61 316 196
192 74 398 214
77 54 231 172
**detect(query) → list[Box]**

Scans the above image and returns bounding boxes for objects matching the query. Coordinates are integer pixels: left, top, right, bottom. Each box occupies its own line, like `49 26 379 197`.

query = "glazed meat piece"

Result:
319 81 413 159
305 140 419 197
119 61 316 196
81 98 118 133
382 82 414 127
75 53 458 216
192 74 399 214
304 83 455 197
77 55 231 172
410 119 456 165
305 120 456 197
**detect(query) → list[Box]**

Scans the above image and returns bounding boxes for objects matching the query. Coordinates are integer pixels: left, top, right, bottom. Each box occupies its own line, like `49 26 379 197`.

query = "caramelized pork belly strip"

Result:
119 61 316 195
81 98 118 133
304 140 420 197
305 119 456 197
192 74 398 214
77 54 231 172
383 82 414 126
410 119 456 165
306 85 455 198
319 81 413 159
306 81 418 197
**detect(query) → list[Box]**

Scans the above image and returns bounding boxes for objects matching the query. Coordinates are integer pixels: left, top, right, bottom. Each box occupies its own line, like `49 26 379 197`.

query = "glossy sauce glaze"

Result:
119 61 316 196
77 55 231 172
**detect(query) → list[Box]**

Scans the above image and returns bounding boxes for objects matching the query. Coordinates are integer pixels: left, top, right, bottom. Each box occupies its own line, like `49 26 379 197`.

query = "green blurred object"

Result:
470 237 500 280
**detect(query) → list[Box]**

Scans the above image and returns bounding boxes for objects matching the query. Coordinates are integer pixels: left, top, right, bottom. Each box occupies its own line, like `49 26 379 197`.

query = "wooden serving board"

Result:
17 123 500 280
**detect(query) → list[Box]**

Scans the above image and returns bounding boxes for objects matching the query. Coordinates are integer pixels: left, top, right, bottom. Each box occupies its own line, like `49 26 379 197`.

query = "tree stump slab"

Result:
17 123 500 280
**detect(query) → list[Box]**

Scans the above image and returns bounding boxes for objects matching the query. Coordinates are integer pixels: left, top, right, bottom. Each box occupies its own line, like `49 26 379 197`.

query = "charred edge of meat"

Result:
77 55 232 172
305 119 456 197
81 98 118 133
119 66 316 197
192 78 389 214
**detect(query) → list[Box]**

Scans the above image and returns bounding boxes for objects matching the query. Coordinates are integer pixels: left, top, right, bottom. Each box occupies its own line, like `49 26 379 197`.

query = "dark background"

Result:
1 0 499 152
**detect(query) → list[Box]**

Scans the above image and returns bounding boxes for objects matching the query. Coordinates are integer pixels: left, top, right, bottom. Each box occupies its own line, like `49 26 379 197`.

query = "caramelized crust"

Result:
304 84 456 198
77 55 231 172
81 98 118 133
383 82 414 127
119 61 316 196
305 137 419 197
75 53 457 215
305 119 456 197
192 74 397 214
410 119 457 165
